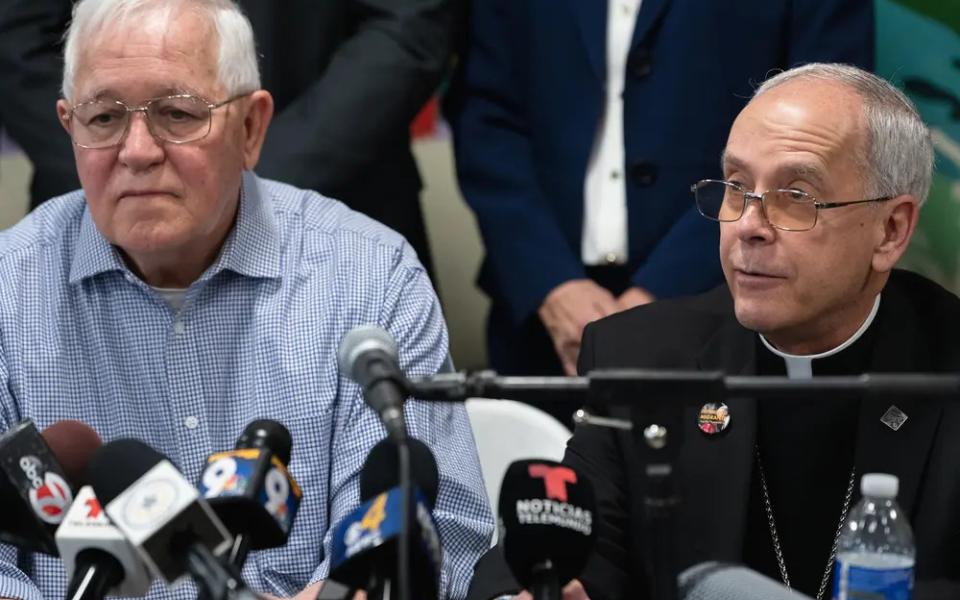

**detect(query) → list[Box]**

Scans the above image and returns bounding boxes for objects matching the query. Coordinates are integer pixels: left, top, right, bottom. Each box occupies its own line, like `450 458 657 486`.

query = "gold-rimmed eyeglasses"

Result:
63 93 250 149
691 179 892 232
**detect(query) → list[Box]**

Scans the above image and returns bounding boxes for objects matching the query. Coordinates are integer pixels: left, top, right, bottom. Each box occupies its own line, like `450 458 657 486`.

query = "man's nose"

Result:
117 112 164 169
736 194 775 240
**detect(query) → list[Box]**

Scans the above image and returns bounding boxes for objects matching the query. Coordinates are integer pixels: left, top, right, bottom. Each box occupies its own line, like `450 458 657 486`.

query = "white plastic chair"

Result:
465 398 573 542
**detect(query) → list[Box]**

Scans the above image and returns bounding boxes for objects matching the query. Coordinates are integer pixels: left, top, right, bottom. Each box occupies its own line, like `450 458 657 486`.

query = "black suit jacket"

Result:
466 269 960 600
564 269 960 599
0 0 451 274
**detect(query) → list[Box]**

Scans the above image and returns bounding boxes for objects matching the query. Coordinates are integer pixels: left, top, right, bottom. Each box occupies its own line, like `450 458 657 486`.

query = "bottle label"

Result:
832 559 913 600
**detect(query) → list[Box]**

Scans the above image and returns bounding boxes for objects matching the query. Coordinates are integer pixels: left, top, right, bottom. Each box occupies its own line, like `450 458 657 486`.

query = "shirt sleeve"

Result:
308 242 494 599
0 345 43 600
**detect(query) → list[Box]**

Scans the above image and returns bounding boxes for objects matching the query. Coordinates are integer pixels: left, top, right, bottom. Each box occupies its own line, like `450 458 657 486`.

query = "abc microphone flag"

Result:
0 419 79 554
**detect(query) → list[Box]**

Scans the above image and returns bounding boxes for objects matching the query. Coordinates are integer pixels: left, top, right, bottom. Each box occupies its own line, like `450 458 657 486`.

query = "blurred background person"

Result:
446 0 874 424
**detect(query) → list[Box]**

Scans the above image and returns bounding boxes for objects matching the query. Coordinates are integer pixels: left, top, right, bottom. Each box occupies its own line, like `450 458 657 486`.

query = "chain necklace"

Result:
755 445 857 600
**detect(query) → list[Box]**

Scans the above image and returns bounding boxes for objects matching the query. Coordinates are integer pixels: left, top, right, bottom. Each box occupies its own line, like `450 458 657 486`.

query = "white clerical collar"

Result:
759 294 881 380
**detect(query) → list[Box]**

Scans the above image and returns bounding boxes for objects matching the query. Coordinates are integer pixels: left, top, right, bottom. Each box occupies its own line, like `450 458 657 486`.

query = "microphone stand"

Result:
406 369 960 600
66 550 124 600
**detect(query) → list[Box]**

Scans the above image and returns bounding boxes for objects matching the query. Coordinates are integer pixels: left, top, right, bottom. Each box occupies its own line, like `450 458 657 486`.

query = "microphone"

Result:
678 563 813 599
338 326 408 441
329 437 443 599
359 438 439 507
56 485 153 600
498 460 597 600
0 419 86 554
198 419 302 568
87 439 257 600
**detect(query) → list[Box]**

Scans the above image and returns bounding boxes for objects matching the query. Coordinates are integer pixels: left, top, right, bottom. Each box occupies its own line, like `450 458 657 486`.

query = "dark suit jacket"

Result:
563 269 960 599
0 0 450 274
0 0 79 203
446 0 874 330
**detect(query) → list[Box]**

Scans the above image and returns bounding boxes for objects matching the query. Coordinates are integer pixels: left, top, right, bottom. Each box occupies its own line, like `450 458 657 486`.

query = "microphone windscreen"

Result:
40 421 102 488
498 460 596 589
235 419 292 465
337 325 398 378
86 439 168 506
678 563 813 600
359 438 439 508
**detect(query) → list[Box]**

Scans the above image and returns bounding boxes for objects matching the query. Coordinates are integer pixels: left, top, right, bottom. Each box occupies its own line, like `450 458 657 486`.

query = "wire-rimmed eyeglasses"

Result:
691 179 892 232
63 93 250 149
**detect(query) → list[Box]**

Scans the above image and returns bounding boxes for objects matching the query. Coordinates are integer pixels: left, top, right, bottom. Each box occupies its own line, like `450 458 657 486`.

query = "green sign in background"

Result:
879 0 960 292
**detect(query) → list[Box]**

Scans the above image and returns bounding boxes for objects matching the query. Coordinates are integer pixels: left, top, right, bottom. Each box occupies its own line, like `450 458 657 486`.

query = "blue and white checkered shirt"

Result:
0 171 493 599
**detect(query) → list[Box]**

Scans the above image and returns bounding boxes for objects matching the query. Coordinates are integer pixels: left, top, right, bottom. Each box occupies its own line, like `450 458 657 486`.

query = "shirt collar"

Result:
759 294 882 379
68 171 281 285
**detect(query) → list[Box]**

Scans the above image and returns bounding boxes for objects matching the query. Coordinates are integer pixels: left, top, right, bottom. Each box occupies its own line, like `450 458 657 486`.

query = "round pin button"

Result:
697 402 730 436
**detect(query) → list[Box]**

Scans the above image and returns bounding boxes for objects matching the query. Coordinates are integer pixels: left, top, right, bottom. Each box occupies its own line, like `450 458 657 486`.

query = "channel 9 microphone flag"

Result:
498 460 597 592
197 419 302 562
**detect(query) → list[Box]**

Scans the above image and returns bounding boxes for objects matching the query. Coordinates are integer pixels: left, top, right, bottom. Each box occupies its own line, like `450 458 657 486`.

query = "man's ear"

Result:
872 195 919 273
240 90 274 170
56 99 73 136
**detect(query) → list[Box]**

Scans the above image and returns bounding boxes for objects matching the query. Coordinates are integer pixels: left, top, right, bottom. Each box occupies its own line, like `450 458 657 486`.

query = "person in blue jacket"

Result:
446 0 874 423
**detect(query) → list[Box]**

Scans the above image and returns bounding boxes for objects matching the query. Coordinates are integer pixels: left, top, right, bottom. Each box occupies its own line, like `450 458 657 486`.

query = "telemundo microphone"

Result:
329 437 442 600
197 419 302 568
87 439 259 600
338 325 409 441
498 460 597 600
677 563 813 600
0 419 98 554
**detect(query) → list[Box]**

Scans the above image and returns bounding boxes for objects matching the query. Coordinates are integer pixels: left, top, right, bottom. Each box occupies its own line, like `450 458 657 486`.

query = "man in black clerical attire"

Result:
468 63 960 600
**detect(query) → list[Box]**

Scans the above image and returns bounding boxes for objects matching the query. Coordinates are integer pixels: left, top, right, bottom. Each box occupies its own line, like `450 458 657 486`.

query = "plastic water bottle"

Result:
833 473 915 600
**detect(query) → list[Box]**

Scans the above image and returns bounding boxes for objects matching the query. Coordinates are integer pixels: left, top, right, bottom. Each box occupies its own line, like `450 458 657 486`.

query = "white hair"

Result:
754 63 934 206
62 0 260 102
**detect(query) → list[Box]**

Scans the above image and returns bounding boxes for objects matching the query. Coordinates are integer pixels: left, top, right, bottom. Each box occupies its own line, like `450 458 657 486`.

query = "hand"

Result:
616 287 655 312
512 579 590 600
538 279 619 375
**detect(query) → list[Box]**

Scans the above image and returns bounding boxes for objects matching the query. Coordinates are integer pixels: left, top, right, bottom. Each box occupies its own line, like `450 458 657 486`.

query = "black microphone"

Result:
338 325 408 441
0 419 85 554
329 437 443 600
198 419 302 569
359 437 439 508
498 460 597 600
87 439 258 600
678 563 813 599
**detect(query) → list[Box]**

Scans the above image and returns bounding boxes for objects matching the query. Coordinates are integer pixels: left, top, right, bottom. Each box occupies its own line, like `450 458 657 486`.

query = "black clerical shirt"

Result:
743 323 877 596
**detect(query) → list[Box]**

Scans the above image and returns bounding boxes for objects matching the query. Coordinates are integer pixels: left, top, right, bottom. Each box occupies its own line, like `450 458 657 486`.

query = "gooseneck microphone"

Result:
498 460 597 600
0 419 85 554
87 439 257 600
338 326 408 441
330 437 443 600
198 419 302 568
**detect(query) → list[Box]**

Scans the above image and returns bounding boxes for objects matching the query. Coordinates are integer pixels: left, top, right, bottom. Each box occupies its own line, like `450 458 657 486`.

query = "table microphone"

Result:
198 419 302 568
0 419 92 554
87 439 259 600
329 437 443 599
498 459 597 600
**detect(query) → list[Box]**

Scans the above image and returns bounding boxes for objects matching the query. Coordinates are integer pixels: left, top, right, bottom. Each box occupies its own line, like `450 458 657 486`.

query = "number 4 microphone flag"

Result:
878 0 960 293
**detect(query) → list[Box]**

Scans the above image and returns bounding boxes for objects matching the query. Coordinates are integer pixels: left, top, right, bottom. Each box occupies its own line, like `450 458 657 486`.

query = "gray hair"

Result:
754 63 934 206
62 0 260 103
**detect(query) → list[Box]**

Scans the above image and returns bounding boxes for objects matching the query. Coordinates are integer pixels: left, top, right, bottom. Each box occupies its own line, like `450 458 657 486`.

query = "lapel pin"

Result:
881 405 909 431
697 402 731 436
